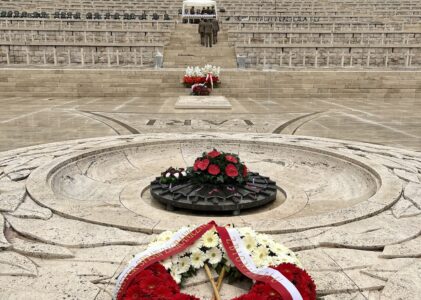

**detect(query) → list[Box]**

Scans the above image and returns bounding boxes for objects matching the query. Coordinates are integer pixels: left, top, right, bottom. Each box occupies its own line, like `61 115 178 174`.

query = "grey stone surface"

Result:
0 214 10 249
0 187 26 212
9 195 53 220
10 237 74 259
380 262 421 300
381 236 421 258
0 251 37 277
404 182 421 208
393 169 420 183
5 214 149 247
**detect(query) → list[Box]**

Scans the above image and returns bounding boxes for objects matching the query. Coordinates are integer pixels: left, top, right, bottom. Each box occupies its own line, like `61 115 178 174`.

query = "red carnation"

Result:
199 158 210 170
194 158 209 171
225 164 239 177
208 164 221 176
208 149 221 158
242 165 248 177
225 155 238 163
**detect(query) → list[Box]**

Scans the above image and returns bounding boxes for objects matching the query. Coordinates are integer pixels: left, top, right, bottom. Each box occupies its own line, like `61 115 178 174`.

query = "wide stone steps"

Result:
163 23 237 68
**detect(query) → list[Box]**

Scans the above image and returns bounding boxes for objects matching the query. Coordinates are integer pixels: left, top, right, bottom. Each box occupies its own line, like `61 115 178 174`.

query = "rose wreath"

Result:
114 222 316 300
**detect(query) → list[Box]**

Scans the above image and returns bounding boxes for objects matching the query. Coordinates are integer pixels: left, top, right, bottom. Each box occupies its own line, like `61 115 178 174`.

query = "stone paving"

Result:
0 133 420 299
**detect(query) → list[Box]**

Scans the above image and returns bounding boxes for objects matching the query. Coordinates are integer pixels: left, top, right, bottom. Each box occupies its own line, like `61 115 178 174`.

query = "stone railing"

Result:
235 44 421 68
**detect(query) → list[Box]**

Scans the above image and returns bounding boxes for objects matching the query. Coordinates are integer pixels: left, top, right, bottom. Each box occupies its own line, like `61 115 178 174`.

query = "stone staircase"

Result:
163 23 237 68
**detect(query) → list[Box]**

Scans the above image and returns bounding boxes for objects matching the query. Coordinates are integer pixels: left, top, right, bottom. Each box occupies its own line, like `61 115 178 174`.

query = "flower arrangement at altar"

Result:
183 65 221 88
189 149 248 185
114 223 317 300
158 149 249 186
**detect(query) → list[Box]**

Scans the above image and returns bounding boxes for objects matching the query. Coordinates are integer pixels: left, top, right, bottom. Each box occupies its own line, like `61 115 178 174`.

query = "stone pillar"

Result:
116 49 120 65
91 50 95 65
140 48 143 66
84 31 87 43
289 51 292 67
279 53 283 67
350 52 353 67
341 51 345 67
107 49 111 66
385 51 389 67
26 47 30 64
68 49 71 65
43 50 47 64
134 49 137 65
366 51 370 67
53 47 57 65
302 51 306 66
327 51 330 67
315 49 318 67
81 48 84 65
6 47 10 65
405 50 410 67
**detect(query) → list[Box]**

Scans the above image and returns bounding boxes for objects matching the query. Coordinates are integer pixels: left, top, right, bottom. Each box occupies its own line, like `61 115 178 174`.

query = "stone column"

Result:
366 51 370 67
53 47 57 65
116 49 120 65
134 48 137 65
107 48 111 66
91 50 95 65
385 50 389 67
289 51 292 67
341 51 345 67
68 49 71 65
80 48 84 65
6 47 10 65
315 49 318 67
26 47 30 64
43 50 47 64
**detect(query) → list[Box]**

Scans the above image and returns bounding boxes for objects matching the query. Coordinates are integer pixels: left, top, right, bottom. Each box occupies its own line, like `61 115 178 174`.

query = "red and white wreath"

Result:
114 222 316 300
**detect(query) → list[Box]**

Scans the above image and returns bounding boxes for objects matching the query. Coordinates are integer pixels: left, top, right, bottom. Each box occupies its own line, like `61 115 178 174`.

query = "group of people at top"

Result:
188 6 216 15
198 18 219 48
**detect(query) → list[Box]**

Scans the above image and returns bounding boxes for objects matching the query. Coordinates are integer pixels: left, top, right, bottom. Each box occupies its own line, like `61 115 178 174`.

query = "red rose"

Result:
208 164 220 175
225 155 238 163
225 164 239 177
208 149 221 158
242 165 248 177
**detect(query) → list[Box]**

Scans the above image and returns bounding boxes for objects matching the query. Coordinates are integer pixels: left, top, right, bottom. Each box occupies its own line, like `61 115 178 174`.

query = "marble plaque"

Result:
175 96 232 109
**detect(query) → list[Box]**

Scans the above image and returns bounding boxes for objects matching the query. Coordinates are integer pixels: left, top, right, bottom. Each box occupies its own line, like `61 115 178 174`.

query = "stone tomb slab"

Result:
175 96 232 109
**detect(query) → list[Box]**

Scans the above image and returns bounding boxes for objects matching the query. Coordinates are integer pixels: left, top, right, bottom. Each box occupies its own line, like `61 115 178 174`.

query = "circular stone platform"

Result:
1 133 420 299
26 133 401 233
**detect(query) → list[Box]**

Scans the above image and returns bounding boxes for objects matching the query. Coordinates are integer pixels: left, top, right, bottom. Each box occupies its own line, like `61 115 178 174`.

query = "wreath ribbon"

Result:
114 221 302 300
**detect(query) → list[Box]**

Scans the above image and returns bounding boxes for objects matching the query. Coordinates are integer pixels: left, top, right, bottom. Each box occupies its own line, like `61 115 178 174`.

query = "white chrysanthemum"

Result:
156 231 173 242
191 250 206 268
189 238 204 252
161 258 172 270
243 234 257 252
206 247 222 265
252 246 269 267
238 227 255 237
170 270 181 284
256 233 273 245
174 256 191 274
202 229 219 248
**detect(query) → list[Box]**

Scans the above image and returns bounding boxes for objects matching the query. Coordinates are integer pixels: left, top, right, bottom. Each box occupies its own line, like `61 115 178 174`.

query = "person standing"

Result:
199 19 205 46
204 19 213 47
189 6 195 23
212 19 219 44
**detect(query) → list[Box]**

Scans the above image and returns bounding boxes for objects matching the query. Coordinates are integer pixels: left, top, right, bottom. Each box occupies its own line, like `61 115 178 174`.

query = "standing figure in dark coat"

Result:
199 19 206 45
204 20 213 47
212 19 219 44
189 6 195 23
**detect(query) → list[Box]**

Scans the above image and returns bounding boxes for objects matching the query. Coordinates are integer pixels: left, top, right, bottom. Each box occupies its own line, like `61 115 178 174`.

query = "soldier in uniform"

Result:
199 19 206 46
212 19 219 44
204 19 213 47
